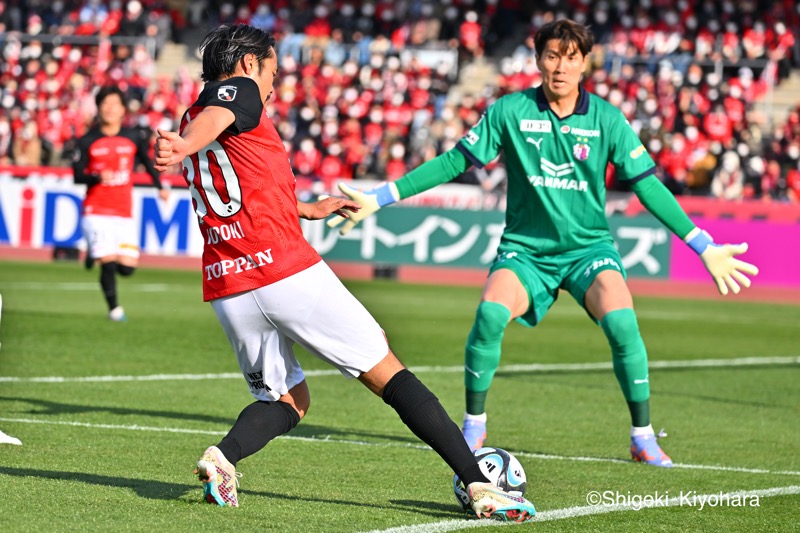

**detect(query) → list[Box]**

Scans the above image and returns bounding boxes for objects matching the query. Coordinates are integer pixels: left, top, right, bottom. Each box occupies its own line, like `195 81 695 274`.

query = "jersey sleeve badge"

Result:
218 86 238 101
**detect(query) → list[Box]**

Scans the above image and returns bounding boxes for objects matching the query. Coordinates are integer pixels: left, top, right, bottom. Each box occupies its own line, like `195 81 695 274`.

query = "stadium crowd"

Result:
1 0 799 203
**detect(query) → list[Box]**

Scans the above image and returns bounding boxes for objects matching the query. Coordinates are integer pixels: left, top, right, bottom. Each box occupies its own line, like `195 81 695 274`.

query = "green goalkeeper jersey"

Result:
456 86 657 255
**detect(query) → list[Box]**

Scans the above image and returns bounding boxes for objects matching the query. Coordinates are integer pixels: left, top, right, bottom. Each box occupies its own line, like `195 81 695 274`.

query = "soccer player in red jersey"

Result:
72 86 170 321
153 24 535 521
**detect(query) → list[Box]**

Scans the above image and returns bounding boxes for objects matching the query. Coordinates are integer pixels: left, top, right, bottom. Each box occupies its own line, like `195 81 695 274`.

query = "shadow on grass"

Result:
0 395 419 444
290 423 419 444
494 372 791 409
0 395 236 425
390 499 464 519
0 466 460 518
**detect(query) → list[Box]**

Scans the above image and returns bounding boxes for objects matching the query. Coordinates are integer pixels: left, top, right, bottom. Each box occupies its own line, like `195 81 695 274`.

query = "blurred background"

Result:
1 0 798 205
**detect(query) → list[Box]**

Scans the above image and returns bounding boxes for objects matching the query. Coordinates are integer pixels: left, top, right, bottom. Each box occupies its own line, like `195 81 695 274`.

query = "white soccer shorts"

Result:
82 215 139 260
210 261 389 401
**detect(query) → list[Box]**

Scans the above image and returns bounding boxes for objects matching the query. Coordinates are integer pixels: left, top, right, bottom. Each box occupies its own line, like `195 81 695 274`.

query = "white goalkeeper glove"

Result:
685 228 759 295
326 181 400 235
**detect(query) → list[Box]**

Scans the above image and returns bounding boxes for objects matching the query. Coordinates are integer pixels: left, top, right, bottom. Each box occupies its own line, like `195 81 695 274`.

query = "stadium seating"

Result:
0 0 798 204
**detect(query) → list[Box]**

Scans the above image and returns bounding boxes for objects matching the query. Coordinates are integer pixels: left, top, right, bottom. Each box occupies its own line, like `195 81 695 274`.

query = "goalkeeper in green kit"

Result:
328 19 758 467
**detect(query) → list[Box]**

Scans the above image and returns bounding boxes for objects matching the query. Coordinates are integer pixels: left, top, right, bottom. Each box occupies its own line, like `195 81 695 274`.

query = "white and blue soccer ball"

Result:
453 447 527 510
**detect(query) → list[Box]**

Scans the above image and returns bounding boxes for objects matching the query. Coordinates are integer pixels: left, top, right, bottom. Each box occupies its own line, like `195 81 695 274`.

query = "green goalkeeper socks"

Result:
600 308 651 427
464 301 511 415
627 400 651 428
466 390 489 416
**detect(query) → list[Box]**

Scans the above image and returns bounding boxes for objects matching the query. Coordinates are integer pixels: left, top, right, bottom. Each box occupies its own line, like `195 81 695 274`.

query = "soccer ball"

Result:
453 447 527 510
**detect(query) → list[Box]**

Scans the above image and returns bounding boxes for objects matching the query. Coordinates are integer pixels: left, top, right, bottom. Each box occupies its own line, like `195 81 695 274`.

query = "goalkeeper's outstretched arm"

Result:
631 174 759 295
327 147 472 235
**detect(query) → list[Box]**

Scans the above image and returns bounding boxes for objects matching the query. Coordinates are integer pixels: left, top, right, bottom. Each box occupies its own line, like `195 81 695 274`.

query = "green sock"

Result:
464 301 511 416
627 400 650 428
600 308 651 427
466 390 488 416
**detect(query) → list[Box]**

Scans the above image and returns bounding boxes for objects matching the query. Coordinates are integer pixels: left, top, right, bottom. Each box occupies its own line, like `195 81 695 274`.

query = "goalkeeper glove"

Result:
326 182 399 235
685 228 759 296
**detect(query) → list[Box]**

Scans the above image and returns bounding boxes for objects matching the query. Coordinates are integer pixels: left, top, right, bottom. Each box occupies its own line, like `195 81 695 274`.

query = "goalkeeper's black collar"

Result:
535 85 589 115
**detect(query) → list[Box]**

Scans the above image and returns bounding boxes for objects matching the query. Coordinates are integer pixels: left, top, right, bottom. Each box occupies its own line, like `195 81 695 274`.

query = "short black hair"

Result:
534 19 594 58
199 24 277 82
95 86 127 109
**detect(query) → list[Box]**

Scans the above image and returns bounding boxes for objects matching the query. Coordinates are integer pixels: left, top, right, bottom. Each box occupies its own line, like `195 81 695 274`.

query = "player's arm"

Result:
297 196 362 221
154 106 235 171
326 146 472 235
71 137 101 186
631 174 758 295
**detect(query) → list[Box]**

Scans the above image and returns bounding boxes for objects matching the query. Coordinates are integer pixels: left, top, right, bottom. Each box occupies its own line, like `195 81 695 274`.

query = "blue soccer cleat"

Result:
631 431 673 467
462 418 487 451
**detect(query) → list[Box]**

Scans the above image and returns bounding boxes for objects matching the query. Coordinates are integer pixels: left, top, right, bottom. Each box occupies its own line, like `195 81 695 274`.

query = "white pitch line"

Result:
1 356 797 383
510 450 800 477
0 417 227 436
0 282 180 292
1 416 798 477
362 486 800 533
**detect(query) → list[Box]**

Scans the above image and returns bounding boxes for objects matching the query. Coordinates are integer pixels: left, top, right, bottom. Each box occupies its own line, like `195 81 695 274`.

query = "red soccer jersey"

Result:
181 77 321 301
72 126 160 218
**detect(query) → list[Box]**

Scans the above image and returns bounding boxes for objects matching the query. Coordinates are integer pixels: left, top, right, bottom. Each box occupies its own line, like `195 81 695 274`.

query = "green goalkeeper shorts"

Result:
488 242 627 327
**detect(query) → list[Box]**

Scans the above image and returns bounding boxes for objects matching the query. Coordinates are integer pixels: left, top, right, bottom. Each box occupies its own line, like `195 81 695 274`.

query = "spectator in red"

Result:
318 142 351 187
383 93 413 138
628 8 655 55
659 132 692 193
723 85 747 128
408 75 434 111
100 0 123 35
742 21 767 60
703 103 734 144
384 142 408 181
768 22 796 80
234 6 252 26
305 4 332 47
720 22 741 61
459 11 484 63
694 21 717 60
293 137 322 178
363 106 384 150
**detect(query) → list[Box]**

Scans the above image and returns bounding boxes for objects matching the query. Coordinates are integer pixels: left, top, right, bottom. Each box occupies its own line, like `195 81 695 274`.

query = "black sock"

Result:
100 261 118 310
217 401 300 466
627 400 650 428
382 369 489 485
117 265 135 277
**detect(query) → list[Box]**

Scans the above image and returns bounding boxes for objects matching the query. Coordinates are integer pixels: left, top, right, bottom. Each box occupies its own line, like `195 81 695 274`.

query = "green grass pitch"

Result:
0 259 798 532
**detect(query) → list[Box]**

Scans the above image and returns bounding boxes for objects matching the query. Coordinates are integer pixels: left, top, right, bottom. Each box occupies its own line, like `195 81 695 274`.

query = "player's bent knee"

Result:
117 265 135 277
600 308 642 353
280 381 310 419
358 351 405 396
471 301 512 341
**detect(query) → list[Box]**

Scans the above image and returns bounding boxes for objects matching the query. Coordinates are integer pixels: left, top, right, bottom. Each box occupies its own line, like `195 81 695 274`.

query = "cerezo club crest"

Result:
573 143 590 161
